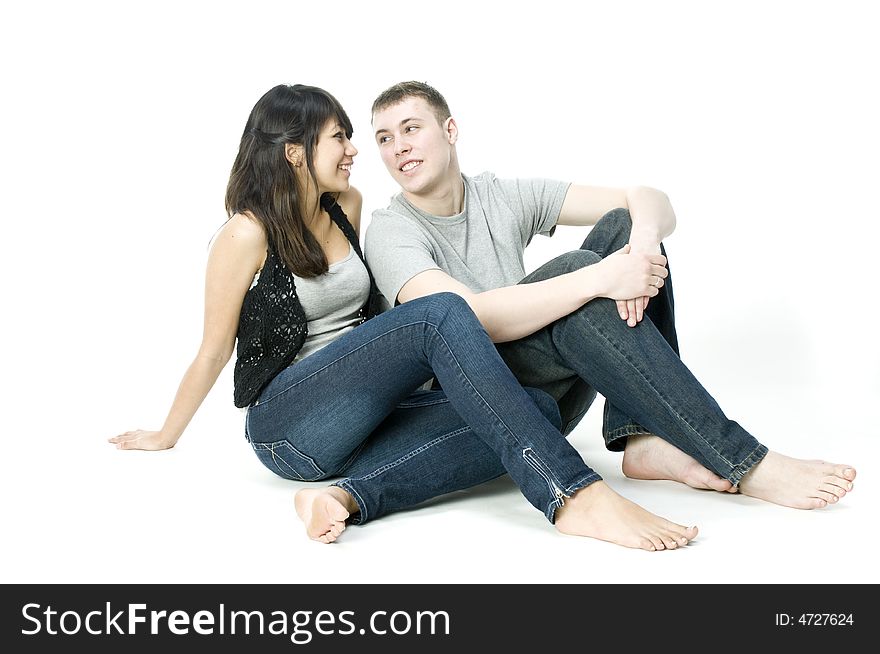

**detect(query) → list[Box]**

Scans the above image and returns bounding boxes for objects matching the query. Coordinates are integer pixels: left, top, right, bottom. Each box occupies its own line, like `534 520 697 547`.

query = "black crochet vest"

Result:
233 195 382 408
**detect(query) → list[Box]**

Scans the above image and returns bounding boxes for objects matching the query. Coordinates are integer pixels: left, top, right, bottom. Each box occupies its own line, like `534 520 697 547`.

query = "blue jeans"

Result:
245 293 599 524
497 208 768 484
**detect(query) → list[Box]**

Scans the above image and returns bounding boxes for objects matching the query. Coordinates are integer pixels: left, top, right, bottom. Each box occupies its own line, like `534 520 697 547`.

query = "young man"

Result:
365 80 856 522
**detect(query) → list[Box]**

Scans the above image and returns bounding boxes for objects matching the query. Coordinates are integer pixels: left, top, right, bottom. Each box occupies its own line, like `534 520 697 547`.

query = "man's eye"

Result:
406 125 419 132
379 136 391 144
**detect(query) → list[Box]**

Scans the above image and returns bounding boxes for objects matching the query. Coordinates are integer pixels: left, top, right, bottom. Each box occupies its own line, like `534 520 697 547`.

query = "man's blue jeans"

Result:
497 208 768 484
245 293 598 524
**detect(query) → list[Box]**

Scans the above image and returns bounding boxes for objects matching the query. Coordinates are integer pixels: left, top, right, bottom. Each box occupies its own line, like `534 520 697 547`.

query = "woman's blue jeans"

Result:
497 208 768 484
245 293 599 524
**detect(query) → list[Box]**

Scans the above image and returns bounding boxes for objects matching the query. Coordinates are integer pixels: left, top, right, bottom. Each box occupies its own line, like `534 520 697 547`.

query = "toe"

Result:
820 482 847 498
816 489 839 504
826 476 854 492
661 536 678 550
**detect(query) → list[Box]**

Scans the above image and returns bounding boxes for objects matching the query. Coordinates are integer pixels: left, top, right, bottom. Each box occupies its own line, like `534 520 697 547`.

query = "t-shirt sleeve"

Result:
365 209 441 306
495 177 571 243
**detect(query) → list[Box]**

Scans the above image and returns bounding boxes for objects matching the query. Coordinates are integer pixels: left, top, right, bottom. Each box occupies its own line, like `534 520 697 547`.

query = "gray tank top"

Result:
290 243 371 361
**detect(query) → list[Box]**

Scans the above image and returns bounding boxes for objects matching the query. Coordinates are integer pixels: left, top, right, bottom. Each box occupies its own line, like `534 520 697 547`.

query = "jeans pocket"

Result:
251 440 326 481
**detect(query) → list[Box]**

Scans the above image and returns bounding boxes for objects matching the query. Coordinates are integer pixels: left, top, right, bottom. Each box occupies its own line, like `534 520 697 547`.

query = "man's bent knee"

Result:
523 387 563 430
601 207 632 226
580 207 633 253
568 296 626 329
524 249 602 283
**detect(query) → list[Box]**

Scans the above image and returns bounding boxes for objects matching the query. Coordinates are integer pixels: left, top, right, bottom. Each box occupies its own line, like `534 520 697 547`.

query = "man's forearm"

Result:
625 186 677 242
467 267 602 342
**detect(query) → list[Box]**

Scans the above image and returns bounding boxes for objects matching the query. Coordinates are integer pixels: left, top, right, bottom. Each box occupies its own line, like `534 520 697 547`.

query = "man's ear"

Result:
444 117 459 145
285 143 304 167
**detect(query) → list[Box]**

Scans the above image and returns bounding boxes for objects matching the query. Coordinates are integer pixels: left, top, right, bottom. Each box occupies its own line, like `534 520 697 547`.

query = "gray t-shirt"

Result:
365 171 570 307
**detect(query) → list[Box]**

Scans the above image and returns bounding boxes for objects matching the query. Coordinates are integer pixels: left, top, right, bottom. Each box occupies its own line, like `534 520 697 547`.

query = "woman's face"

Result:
309 119 358 194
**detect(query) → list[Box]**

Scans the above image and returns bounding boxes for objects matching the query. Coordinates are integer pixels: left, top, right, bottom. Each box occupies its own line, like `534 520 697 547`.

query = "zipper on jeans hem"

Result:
522 448 567 507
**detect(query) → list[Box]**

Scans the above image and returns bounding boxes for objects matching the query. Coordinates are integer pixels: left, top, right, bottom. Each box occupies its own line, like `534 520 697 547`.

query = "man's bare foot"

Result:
294 486 356 544
555 480 698 551
737 451 856 509
622 434 736 492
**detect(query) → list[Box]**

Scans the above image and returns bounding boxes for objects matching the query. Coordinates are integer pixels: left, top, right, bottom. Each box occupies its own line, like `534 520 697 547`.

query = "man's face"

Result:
373 97 456 197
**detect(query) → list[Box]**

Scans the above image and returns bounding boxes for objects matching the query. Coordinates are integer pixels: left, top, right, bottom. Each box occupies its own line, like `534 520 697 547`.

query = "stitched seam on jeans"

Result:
396 396 451 408
522 448 562 510
335 480 368 525
728 444 769 485
605 424 651 440
564 473 601 496
432 321 585 504
522 447 569 501
431 325 529 451
571 315 737 470
255 321 432 406
352 427 471 482
253 442 324 480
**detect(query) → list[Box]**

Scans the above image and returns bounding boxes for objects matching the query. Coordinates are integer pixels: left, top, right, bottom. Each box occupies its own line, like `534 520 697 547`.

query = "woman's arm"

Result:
109 214 267 450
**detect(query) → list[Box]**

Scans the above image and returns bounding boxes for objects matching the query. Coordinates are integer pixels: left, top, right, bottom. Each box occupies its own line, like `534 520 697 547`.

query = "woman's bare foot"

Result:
294 486 357 544
622 434 736 492
555 480 698 551
737 451 856 509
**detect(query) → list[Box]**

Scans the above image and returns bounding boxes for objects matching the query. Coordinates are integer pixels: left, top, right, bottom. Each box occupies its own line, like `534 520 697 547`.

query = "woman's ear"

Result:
285 143 304 167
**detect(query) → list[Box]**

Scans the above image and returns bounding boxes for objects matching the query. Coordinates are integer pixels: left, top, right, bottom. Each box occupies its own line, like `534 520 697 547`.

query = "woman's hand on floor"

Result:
108 429 177 451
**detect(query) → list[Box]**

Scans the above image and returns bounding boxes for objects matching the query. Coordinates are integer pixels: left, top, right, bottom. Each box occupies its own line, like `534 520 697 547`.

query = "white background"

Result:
1 0 878 584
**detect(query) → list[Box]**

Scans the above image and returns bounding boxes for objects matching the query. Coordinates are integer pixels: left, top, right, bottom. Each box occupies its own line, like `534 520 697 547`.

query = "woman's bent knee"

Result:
418 291 476 324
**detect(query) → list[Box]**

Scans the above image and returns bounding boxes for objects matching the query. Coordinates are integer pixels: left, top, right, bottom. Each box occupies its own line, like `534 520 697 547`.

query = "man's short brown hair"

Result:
371 81 451 126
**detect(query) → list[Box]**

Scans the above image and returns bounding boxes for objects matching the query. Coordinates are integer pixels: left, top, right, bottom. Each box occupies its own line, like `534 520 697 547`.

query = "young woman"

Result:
110 84 700 551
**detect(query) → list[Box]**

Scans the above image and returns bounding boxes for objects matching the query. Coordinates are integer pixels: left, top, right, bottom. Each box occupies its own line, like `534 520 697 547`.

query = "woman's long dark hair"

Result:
225 84 353 277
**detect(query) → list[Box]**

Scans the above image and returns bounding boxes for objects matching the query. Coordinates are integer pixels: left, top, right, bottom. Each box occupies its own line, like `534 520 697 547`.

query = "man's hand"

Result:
616 234 662 327
594 244 667 308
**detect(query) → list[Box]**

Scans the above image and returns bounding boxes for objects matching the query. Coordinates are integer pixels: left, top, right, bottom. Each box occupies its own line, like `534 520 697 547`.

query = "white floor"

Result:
5 375 876 586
